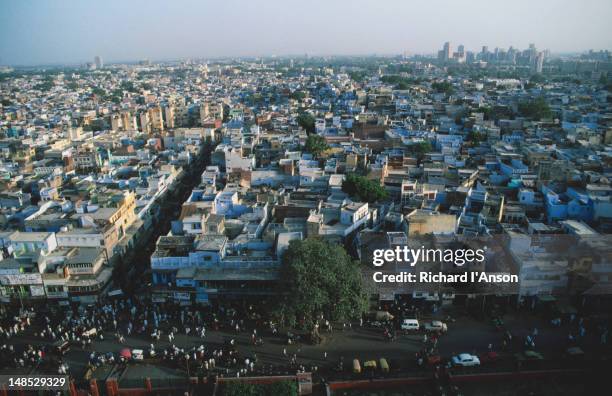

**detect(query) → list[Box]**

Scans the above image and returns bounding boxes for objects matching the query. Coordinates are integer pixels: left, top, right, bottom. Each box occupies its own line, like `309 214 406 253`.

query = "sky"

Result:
1 0 611 66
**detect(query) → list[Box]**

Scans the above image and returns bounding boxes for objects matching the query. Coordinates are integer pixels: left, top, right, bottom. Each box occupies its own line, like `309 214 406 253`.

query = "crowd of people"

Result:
0 297 327 378
0 294 609 381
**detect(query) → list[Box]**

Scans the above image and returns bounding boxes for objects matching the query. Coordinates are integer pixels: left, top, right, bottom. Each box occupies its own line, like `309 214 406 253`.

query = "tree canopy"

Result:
381 75 421 90
517 97 552 120
304 134 329 158
275 238 369 329
431 81 454 95
223 380 297 396
342 173 389 203
405 141 433 162
466 131 487 145
296 113 315 134
290 90 306 101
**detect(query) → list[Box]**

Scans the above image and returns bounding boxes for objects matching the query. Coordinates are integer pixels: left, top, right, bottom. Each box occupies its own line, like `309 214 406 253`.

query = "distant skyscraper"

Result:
458 44 465 55
533 51 544 73
443 42 451 60
481 46 489 61
439 42 452 62
94 55 103 69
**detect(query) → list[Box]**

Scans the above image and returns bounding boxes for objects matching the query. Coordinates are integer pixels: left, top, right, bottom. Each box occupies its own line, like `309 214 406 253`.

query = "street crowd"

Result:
0 295 609 381
0 296 323 378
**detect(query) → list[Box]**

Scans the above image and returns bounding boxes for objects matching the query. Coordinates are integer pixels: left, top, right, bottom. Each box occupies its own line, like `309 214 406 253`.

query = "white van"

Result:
401 319 420 331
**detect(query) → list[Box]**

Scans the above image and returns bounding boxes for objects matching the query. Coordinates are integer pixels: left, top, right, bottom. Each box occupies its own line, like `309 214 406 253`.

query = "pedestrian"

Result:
324 351 327 360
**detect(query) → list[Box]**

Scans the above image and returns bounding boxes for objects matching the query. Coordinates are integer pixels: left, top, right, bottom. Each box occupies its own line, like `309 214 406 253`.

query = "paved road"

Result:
5 305 605 380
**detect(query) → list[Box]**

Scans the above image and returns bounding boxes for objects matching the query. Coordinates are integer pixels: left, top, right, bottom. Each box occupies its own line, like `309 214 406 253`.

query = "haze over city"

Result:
1 0 612 66
1 0 612 394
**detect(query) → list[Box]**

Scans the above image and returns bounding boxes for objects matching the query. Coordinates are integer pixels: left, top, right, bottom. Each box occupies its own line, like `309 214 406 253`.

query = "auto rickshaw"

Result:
352 359 361 374
52 340 70 356
379 358 389 373
364 360 377 370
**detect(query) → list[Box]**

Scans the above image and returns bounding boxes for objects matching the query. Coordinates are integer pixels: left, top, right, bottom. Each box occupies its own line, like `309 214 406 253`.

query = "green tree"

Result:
267 381 298 396
223 382 257 396
223 381 297 396
342 173 389 203
275 238 369 329
517 97 552 120
304 134 329 158
34 81 54 91
407 141 433 161
91 87 106 97
290 90 306 101
297 113 315 134
431 81 454 95
467 131 487 144
66 81 79 91
348 71 367 83
120 81 137 92
380 75 419 90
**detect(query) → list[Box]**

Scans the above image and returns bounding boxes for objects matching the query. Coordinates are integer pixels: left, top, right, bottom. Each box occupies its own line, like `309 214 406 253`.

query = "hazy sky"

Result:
1 0 611 66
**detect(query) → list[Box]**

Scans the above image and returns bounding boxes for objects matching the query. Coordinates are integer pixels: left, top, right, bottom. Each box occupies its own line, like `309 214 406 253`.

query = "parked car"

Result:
400 319 420 331
423 320 448 333
451 353 481 367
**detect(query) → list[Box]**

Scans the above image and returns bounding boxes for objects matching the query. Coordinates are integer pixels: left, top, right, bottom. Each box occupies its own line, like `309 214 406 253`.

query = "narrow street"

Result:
112 142 213 296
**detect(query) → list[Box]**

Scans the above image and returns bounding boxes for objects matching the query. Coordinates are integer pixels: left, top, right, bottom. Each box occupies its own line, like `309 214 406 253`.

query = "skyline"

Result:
1 0 612 66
